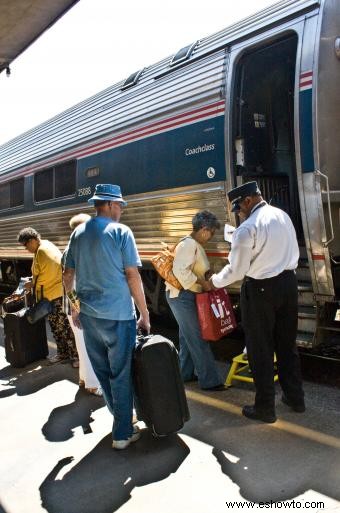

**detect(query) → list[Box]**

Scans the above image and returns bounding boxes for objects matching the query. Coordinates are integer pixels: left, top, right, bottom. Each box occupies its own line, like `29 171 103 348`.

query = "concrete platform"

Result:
0 320 339 513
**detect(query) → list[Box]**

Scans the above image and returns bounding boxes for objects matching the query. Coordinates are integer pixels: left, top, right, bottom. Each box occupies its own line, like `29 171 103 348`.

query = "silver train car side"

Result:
0 0 340 348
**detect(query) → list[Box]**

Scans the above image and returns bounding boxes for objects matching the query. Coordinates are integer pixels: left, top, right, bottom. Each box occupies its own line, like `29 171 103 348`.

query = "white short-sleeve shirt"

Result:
212 202 299 288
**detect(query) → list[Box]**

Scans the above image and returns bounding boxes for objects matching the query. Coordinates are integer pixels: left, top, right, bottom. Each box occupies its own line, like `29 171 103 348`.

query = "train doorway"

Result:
231 33 303 240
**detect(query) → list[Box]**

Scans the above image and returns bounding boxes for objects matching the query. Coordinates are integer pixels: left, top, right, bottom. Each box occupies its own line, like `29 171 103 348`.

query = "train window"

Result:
85 166 100 178
170 41 198 66
0 178 24 210
10 179 24 207
34 160 76 202
0 183 10 209
121 68 144 90
55 161 76 198
34 168 53 202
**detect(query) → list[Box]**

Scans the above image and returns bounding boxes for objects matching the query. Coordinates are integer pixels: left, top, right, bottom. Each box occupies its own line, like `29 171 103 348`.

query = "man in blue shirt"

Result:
63 184 150 449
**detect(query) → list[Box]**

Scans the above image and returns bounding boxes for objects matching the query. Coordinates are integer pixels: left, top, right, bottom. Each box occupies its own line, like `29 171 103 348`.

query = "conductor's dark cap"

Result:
228 181 261 212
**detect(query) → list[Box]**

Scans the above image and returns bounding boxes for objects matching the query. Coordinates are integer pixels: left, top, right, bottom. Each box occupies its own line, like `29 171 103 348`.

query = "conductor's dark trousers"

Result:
240 270 304 414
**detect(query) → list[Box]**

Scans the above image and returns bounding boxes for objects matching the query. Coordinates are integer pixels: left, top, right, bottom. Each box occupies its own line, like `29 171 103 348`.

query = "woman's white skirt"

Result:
67 315 100 389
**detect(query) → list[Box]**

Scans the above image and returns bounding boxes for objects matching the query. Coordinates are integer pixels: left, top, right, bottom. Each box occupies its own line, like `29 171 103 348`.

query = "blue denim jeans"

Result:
79 313 137 440
166 290 222 389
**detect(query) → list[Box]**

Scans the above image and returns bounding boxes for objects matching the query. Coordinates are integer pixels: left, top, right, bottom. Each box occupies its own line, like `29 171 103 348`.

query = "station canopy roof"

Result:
0 0 79 74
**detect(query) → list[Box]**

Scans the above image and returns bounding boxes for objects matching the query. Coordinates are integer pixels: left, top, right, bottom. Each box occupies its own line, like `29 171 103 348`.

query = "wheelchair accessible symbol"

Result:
207 167 215 178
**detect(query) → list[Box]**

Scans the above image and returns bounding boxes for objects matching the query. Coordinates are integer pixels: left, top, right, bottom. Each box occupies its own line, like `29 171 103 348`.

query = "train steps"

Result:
297 251 315 347
296 257 311 282
298 281 315 306
298 305 317 335
296 331 314 348
297 254 340 348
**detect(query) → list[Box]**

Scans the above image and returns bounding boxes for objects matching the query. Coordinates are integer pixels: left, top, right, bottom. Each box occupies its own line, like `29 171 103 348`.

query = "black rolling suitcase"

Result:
3 310 48 368
133 334 190 436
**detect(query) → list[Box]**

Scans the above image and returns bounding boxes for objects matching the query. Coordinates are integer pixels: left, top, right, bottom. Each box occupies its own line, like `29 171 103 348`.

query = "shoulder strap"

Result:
178 235 198 262
34 285 44 302
167 235 198 256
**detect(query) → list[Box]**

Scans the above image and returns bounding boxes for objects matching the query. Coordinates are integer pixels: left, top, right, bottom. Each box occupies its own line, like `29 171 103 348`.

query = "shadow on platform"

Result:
40 431 189 513
182 383 340 506
212 441 340 505
0 358 104 442
0 359 78 398
42 388 104 442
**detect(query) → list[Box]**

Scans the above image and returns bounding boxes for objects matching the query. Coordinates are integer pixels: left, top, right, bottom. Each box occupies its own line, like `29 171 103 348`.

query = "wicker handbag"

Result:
2 292 27 314
151 242 182 290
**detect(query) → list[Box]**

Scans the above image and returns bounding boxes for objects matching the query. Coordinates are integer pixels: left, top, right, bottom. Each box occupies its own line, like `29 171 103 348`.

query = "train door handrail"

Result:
315 169 334 247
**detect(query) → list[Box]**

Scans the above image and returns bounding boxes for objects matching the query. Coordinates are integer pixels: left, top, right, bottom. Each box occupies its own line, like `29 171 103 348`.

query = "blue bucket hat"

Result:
88 184 127 206
227 181 261 212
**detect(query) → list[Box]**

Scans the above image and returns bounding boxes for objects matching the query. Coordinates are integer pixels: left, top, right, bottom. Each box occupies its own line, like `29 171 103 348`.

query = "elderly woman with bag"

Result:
165 210 225 391
17 227 78 366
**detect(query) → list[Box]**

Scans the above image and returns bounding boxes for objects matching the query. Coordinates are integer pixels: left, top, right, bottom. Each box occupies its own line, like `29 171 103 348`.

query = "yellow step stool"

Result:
225 352 278 387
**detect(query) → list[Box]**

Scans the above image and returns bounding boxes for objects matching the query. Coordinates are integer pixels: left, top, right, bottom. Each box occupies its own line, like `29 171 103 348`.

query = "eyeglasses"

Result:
111 202 123 210
22 239 32 248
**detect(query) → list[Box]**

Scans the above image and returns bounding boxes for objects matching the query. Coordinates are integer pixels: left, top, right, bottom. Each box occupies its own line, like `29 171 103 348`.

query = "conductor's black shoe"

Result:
202 384 227 391
242 405 277 423
281 395 305 413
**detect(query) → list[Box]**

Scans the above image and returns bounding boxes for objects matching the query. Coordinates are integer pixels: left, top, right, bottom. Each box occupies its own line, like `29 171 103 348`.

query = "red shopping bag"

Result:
196 288 237 341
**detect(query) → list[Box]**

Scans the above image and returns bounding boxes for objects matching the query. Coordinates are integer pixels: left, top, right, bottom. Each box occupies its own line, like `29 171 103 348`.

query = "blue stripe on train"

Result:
299 89 315 173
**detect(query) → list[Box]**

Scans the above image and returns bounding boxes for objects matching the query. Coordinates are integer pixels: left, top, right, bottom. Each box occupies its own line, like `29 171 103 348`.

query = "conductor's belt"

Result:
244 270 295 283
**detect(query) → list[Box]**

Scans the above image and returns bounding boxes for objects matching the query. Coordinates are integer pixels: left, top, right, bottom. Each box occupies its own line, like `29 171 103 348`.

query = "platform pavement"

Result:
0 320 339 513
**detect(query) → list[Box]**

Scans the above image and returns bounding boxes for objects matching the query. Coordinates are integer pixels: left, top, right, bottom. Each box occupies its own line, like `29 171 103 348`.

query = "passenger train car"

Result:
0 0 340 348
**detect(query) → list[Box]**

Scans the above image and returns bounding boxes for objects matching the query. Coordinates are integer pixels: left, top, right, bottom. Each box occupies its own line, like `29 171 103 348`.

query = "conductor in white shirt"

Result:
210 181 305 423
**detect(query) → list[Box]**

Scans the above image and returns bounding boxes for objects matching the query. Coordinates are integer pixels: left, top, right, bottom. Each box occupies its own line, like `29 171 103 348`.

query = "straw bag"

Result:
151 242 182 290
2 292 27 314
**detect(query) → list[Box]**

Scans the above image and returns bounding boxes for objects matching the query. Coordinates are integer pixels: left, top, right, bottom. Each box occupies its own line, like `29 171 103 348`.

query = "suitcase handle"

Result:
136 329 153 347
137 327 150 337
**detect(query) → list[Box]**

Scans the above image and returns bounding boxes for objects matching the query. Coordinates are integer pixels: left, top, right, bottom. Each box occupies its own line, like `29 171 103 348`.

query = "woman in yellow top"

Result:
17 227 78 366
166 210 225 390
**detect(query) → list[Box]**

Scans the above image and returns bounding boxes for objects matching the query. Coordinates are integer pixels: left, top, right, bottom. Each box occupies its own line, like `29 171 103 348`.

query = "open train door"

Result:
226 16 335 346
295 12 336 302
228 31 304 240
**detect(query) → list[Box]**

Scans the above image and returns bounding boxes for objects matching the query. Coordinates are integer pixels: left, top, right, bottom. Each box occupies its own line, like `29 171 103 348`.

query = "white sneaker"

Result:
112 426 141 450
86 386 103 396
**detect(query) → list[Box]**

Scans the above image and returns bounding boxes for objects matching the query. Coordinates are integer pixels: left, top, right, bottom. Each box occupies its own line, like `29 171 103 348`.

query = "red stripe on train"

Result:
311 254 325 261
299 80 313 88
300 71 313 78
139 251 228 258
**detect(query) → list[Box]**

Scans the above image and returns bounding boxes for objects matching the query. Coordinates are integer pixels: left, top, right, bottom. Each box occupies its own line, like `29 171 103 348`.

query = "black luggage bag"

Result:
133 334 190 436
3 310 48 368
